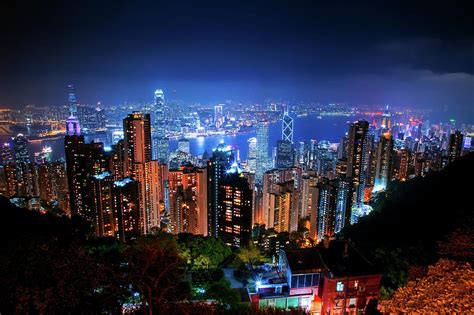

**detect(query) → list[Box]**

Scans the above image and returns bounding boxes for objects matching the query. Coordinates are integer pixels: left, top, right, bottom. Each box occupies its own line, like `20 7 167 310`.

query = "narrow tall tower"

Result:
153 89 169 163
256 121 269 185
282 108 294 143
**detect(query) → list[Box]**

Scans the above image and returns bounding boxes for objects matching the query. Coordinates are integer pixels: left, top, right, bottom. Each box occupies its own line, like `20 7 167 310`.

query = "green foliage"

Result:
235 242 266 266
177 233 232 269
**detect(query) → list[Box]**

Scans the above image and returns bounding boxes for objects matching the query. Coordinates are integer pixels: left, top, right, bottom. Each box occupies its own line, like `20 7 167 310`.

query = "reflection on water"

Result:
1 115 351 162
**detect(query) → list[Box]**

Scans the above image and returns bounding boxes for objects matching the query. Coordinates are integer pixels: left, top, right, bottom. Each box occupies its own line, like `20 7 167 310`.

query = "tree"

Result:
381 259 474 313
177 234 232 270
236 242 266 268
125 234 191 315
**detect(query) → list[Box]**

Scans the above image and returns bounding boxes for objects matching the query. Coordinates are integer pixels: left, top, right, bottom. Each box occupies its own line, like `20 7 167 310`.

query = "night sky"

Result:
0 0 473 117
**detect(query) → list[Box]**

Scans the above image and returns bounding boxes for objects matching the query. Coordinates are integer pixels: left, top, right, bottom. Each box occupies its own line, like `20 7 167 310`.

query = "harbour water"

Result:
11 114 354 162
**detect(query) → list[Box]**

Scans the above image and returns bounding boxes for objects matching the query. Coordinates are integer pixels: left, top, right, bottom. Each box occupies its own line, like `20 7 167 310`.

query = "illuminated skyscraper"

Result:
112 178 139 241
0 142 13 165
381 106 391 131
123 112 161 234
276 140 294 168
256 121 269 185
373 133 394 192
214 105 224 129
68 84 78 117
247 137 257 172
317 179 337 241
178 138 190 154
347 120 370 210
217 162 252 247
207 142 235 237
282 108 294 143
168 165 207 235
90 172 115 237
448 130 463 163
153 89 169 163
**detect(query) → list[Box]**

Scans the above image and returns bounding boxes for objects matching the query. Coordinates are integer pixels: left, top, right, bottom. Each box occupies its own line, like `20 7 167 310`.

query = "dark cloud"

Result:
0 0 473 118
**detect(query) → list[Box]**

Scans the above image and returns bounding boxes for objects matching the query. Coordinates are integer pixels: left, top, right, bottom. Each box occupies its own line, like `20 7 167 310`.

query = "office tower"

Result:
373 133 394 192
315 141 337 177
334 178 352 233
123 112 152 177
276 140 294 169
214 105 224 129
109 140 126 180
398 149 410 181
65 135 107 220
365 134 376 188
448 130 463 163
112 178 139 241
346 120 370 209
13 134 34 197
217 162 252 247
207 142 235 237
123 112 161 234
68 84 78 117
256 121 269 185
247 137 257 173
153 89 169 163
0 142 13 165
265 181 300 233
90 172 115 237
178 138 190 154
13 134 29 165
3 163 18 198
300 173 318 219
335 159 348 178
168 165 207 235
337 136 348 160
381 106 391 130
316 179 337 241
37 161 68 209
282 108 294 143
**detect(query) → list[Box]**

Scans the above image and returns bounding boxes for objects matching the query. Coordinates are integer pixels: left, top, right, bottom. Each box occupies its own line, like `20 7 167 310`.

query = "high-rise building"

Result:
373 133 394 192
334 178 352 234
214 105 224 129
0 142 13 165
123 112 161 234
381 106 391 131
316 179 337 241
398 148 410 181
282 108 294 143
247 137 257 173
256 121 269 185
123 112 152 177
346 120 370 210
90 172 115 237
65 134 107 220
153 89 169 163
276 140 294 169
207 142 235 237
448 130 463 163
217 162 252 248
13 134 35 198
112 178 139 241
168 165 207 235
178 138 190 154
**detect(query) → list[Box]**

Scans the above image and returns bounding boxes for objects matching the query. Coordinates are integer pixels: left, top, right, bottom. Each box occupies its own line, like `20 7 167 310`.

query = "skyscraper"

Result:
123 112 161 234
347 120 370 210
373 133 394 192
282 108 294 143
112 178 139 241
448 130 463 163
90 172 115 237
153 89 169 163
214 105 224 129
276 140 294 168
217 162 252 248
247 137 257 173
178 138 190 154
168 165 207 235
256 121 269 185
207 142 235 237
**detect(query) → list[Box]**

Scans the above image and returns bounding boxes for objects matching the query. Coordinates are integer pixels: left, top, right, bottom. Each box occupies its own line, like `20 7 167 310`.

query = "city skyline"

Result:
1 2 473 314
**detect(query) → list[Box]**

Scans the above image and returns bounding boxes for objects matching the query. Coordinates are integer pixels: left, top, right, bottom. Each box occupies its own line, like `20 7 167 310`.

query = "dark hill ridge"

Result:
346 152 474 252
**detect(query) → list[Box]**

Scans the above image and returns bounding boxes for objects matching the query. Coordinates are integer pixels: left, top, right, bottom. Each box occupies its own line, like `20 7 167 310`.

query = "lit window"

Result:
336 281 344 292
